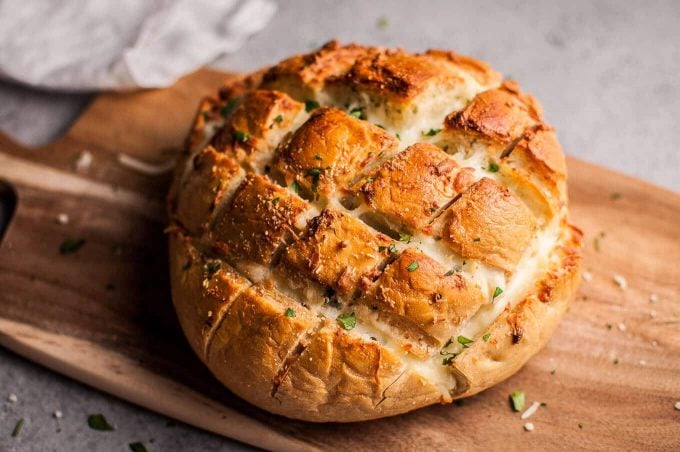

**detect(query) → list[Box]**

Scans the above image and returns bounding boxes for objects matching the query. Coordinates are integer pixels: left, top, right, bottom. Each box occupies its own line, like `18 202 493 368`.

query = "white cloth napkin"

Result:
0 0 276 91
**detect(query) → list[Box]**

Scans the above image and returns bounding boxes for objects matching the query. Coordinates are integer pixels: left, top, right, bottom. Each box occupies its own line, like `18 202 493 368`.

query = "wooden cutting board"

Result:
0 69 678 451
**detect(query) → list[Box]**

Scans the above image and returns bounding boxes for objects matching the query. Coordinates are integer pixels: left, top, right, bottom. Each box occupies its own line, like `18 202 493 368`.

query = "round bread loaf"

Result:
167 41 582 422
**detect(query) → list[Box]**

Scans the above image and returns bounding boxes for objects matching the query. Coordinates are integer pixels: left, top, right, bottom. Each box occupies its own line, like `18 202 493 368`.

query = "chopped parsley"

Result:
376 16 389 30
378 244 398 254
272 197 280 205
88 413 114 431
305 100 320 112
493 286 504 300
204 260 221 276
314 154 322 160
234 130 250 143
482 333 491 342
395 133 401 140
59 237 86 254
366 177 375 182
406 261 419 272
285 308 296 318
273 114 283 123
423 128 442 136
442 355 455 365
337 312 356 330
307 168 322 177
291 180 300 194
610 192 622 200
487 161 500 173
509 390 525 412
220 99 239 118
473 237 481 242
129 443 148 452
457 335 474 348
398 232 411 243
349 107 367 119
11 418 24 437
444 269 456 276
307 168 322 193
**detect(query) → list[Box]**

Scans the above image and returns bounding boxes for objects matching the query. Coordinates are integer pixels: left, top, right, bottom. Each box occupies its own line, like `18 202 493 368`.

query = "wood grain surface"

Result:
0 69 678 451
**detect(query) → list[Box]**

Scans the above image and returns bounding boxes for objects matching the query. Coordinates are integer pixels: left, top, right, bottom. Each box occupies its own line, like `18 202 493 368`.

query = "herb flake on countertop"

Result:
129 442 148 452
509 390 525 412
305 100 320 112
88 414 114 431
11 418 24 437
457 335 474 348
59 237 86 254
407 261 419 272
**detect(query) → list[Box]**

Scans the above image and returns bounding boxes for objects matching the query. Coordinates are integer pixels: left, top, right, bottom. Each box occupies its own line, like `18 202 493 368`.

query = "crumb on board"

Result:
7 393 17 403
649 294 659 303
56 213 69 225
618 322 626 332
613 274 627 290
73 150 93 171
524 422 535 432
53 410 63 419
521 401 541 420
639 360 647 366
582 271 592 282
675 401 680 411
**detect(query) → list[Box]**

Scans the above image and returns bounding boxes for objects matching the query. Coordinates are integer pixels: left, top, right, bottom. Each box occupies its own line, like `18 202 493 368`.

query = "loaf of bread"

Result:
167 41 582 422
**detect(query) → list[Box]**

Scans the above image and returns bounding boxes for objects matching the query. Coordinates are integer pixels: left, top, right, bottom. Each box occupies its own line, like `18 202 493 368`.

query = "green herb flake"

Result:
613 357 620 365
442 355 455 365
305 100 320 112
509 390 525 412
444 269 456 276
314 154 322 160
423 128 442 136
493 286 504 300
291 180 300 194
272 197 281 205
307 168 322 177
376 16 389 30
274 114 283 123
11 418 24 437
487 161 500 173
349 107 367 119
578 423 584 429
234 130 250 143
406 261 419 272
88 414 114 431
129 442 148 452
443 338 454 348
379 244 398 254
482 333 491 342
395 133 401 140
59 237 86 254
202 111 210 121
365 177 375 183
220 99 239 118
398 232 411 243
285 308 296 318
611 192 622 200
457 335 474 348
337 312 357 330
473 237 481 242
204 260 221 276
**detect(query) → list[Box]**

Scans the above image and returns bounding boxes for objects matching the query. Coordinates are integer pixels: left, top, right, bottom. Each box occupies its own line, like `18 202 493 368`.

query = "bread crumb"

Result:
675 401 680 411
613 274 627 290
649 294 659 303
617 323 626 332
521 401 541 420
524 422 535 432
639 360 646 366
582 271 592 282
650 310 657 319
56 213 69 225
73 150 93 171
651 340 658 347
53 410 63 419
7 393 17 403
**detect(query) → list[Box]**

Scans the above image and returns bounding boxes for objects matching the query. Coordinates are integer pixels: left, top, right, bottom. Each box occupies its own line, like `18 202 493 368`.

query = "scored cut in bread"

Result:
167 41 582 422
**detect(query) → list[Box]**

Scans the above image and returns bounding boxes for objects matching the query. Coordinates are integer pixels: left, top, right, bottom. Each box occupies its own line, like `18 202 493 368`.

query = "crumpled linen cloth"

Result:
0 0 276 91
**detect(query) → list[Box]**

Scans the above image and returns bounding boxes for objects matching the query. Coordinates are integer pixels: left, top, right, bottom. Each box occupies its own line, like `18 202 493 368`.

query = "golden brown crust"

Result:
271 107 398 198
282 208 392 297
438 177 538 272
450 224 582 397
212 174 311 265
357 142 471 233
168 41 581 423
359 248 485 345
174 147 245 233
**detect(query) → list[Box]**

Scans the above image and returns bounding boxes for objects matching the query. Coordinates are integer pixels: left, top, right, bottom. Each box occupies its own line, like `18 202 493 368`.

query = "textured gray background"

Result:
1 1 679 451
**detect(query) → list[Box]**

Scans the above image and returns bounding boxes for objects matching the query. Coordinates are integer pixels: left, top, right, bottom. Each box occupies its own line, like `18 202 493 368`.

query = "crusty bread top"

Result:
168 41 578 420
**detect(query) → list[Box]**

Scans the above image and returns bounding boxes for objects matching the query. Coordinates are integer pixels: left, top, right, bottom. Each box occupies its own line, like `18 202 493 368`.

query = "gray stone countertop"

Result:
1 1 678 451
